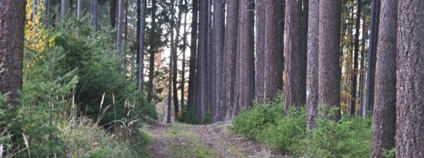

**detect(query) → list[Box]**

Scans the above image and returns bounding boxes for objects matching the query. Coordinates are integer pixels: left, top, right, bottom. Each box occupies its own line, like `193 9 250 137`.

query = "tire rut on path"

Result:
147 121 281 158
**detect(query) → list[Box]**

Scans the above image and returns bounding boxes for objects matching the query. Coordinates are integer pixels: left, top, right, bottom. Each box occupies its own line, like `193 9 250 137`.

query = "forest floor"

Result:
145 120 290 158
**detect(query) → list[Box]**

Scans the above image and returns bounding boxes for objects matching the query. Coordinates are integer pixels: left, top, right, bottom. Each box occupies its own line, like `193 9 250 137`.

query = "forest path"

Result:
146 121 276 158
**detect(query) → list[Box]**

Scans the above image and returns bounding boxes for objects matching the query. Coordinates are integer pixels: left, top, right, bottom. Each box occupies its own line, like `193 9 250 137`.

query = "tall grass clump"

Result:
231 95 372 157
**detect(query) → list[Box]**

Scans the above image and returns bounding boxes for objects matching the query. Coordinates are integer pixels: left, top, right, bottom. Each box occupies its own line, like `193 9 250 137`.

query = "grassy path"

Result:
146 121 272 158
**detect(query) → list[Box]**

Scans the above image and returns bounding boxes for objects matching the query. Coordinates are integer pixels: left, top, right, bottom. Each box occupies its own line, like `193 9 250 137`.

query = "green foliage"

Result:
0 11 155 157
52 16 157 123
231 100 283 140
231 96 372 157
201 111 213 124
256 107 307 155
383 148 395 158
307 114 372 157
179 108 199 124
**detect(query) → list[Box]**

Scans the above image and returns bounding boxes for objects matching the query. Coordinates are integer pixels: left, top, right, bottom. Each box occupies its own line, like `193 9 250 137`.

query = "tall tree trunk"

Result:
172 0 180 118
116 0 124 55
264 0 283 102
138 0 147 93
61 0 66 21
167 60 173 123
206 0 214 118
196 0 208 122
181 0 188 113
237 0 255 111
77 0 81 19
92 0 98 31
372 0 397 157
213 0 225 121
255 0 265 104
359 2 368 116
351 0 361 115
187 0 198 111
0 0 26 108
318 0 342 121
147 0 157 103
285 0 306 108
110 0 117 28
396 0 424 157
306 0 319 131
124 0 128 42
365 0 380 115
222 0 239 120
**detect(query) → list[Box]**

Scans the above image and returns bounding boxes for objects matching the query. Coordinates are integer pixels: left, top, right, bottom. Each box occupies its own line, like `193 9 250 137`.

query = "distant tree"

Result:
254 0 265 104
237 0 255 111
77 0 82 19
222 0 239 120
137 0 147 93
396 0 424 157
92 0 98 30
264 0 283 102
350 0 361 115
110 0 117 28
365 0 380 115
213 0 225 121
319 0 342 120
359 2 369 116
306 0 319 131
172 0 181 117
147 0 158 103
61 0 67 21
285 0 306 108
207 0 214 117
0 0 26 108
372 0 397 157
116 0 124 54
181 0 188 113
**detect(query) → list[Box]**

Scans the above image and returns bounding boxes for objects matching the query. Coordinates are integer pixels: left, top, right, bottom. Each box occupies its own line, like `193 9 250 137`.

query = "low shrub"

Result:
231 96 372 157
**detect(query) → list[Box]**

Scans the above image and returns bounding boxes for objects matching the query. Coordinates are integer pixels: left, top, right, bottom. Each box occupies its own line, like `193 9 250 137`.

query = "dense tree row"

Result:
1 0 424 156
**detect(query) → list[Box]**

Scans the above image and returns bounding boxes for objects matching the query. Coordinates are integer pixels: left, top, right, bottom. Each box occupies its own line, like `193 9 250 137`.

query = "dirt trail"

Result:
146 121 282 158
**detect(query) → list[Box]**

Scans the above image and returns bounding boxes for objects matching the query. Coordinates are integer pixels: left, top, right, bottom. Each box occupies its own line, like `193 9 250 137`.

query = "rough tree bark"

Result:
264 0 283 102
396 0 424 157
285 0 306 108
318 0 341 121
213 0 225 121
196 0 208 121
306 0 319 131
222 0 239 120
237 0 255 111
371 0 397 157
0 0 26 108
255 0 265 104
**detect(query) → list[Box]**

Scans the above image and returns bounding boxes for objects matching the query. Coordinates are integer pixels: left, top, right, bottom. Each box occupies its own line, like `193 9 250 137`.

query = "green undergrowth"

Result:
0 10 156 157
231 95 372 157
